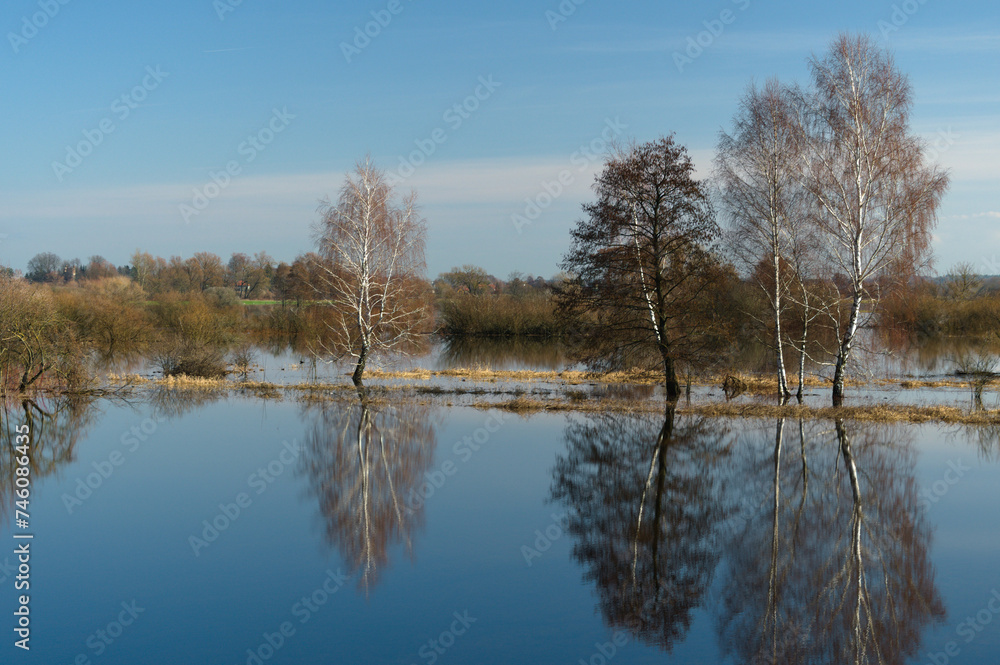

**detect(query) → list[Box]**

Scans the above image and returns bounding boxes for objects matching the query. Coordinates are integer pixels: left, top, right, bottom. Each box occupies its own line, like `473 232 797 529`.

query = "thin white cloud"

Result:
883 31 1000 53
943 211 1000 221
0 158 602 226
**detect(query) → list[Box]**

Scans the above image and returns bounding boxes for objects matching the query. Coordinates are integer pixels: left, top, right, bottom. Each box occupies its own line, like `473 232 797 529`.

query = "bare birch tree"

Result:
313 159 430 385
804 34 949 406
785 221 829 401
716 79 807 402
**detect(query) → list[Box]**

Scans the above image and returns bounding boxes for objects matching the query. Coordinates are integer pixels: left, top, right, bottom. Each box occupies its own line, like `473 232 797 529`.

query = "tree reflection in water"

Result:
715 418 944 664
1 396 100 528
298 390 436 594
552 410 945 662
551 407 734 650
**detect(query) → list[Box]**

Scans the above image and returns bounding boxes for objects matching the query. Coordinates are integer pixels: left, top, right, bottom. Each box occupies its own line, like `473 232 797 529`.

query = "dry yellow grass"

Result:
100 367 1000 426
476 396 1000 425
111 366 983 393
898 378 988 389
368 366 665 385
679 403 999 425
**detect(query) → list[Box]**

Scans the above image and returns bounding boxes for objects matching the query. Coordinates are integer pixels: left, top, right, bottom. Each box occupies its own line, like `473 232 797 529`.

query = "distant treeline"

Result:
1 248 997 393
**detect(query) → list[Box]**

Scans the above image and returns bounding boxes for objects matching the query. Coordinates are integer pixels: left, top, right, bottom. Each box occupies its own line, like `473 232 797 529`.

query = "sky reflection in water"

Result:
1 392 999 663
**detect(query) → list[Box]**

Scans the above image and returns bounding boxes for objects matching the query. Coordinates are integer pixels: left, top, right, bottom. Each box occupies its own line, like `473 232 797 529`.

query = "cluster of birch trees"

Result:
717 34 949 405
313 34 948 403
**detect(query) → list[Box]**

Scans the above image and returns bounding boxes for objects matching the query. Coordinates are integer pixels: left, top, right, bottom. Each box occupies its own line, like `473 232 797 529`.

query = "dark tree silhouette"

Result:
559 136 721 400
551 408 733 649
25 252 62 282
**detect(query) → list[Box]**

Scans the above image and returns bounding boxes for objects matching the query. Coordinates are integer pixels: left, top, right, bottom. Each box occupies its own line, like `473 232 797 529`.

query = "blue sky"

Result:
1 0 997 279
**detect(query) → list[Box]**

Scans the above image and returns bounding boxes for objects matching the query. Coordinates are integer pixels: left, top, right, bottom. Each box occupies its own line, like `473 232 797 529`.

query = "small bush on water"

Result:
155 341 229 379
231 344 258 379
148 290 245 378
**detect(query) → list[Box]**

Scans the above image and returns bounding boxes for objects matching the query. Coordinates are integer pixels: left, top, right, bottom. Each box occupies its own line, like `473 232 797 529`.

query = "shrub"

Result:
0 279 90 392
205 286 240 309
54 277 154 357
154 340 228 379
438 292 566 337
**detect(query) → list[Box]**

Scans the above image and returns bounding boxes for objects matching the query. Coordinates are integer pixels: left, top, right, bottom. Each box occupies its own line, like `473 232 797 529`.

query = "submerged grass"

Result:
367 367 667 385
476 397 1000 425
101 367 1000 426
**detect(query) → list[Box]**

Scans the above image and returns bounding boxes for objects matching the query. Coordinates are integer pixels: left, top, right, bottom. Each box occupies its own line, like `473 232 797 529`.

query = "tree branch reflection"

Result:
298 390 436 594
1 395 100 527
551 407 733 650
715 419 945 664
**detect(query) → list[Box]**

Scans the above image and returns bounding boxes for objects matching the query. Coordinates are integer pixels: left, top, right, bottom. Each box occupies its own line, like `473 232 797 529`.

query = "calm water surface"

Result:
2 392 999 663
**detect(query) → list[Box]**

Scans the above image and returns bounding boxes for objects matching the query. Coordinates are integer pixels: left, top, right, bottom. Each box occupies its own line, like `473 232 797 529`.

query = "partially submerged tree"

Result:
313 159 431 385
804 34 949 405
0 279 86 392
716 79 807 401
560 136 721 400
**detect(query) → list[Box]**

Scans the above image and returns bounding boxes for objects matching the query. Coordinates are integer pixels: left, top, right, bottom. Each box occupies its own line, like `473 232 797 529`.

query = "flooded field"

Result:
2 384 999 663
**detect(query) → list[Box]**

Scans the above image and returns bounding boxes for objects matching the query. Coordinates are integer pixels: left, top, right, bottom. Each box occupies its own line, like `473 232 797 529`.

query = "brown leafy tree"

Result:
83 255 119 281
313 159 431 385
227 252 275 299
559 136 721 400
803 34 949 405
130 250 159 291
187 252 226 292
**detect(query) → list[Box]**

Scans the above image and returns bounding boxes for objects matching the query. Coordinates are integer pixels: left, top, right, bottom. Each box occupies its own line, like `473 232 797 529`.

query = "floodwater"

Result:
2 390 1000 663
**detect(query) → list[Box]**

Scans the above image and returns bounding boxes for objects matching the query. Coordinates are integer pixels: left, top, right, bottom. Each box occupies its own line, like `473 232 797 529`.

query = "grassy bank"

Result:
95 369 1000 426
477 397 1000 426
